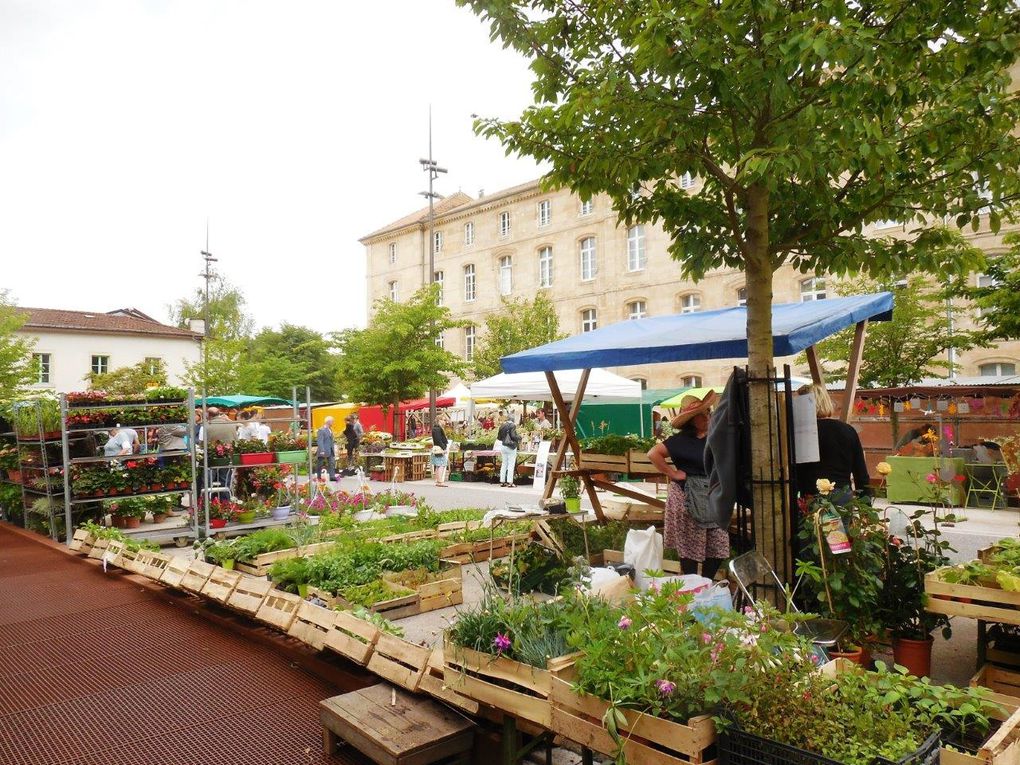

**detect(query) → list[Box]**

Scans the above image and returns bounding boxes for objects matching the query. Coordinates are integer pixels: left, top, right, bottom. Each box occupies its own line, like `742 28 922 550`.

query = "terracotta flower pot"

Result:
152 513 168 524
123 516 141 529
892 635 933 677
111 514 127 529
829 645 866 666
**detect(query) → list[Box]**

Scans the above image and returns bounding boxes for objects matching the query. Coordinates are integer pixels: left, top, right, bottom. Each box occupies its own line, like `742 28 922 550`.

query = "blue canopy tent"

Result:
197 395 292 408
501 293 895 515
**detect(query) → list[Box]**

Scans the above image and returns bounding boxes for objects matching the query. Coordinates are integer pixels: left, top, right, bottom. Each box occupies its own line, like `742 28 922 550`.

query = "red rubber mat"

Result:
0 524 355 765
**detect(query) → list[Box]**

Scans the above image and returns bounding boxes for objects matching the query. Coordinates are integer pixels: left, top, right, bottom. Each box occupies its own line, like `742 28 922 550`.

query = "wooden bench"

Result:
320 683 475 765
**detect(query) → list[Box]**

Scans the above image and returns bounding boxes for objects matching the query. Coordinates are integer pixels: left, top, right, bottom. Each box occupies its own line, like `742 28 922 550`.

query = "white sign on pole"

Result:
792 393 820 464
532 440 552 489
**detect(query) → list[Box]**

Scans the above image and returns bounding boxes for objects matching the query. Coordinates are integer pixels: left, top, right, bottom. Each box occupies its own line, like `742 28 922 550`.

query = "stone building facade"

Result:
361 179 1020 389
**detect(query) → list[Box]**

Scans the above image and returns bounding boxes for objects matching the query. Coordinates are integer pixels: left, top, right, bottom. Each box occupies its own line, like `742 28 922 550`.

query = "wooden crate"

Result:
418 644 481 715
87 537 111 560
972 664 1020 715
440 534 532 564
578 452 629 473
367 632 431 692
159 555 193 588
69 528 96 554
101 539 126 566
602 496 665 523
940 703 1020 765
287 601 338 650
926 569 1020 626
180 560 217 593
442 637 577 727
323 609 380 665
628 449 664 476
235 540 336 576
201 566 243 603
113 545 145 574
225 575 273 615
255 588 304 631
376 561 463 620
136 550 172 580
550 676 717 765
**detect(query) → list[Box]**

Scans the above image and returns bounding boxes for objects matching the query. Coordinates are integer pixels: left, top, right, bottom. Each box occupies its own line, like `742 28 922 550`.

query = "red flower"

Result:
126 461 138 469
953 474 966 484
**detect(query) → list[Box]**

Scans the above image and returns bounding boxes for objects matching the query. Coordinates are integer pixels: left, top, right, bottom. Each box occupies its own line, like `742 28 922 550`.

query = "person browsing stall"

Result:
795 383 870 501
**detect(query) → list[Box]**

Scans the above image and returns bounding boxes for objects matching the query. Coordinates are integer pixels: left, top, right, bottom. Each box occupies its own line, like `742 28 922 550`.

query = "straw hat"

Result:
670 390 718 429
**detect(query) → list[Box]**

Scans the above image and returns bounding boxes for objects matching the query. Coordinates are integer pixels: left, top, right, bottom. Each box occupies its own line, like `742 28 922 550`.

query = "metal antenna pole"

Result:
199 241 217 537
419 106 447 431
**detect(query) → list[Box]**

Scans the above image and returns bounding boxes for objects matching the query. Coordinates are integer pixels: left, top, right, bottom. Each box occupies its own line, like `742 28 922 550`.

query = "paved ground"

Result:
0 522 368 765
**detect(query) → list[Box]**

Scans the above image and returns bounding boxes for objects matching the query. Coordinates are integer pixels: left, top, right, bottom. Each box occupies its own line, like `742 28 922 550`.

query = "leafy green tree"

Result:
335 286 465 428
948 232 1020 342
458 0 1020 562
472 294 566 380
87 359 168 395
169 278 253 341
0 292 36 401
804 275 985 388
247 324 341 400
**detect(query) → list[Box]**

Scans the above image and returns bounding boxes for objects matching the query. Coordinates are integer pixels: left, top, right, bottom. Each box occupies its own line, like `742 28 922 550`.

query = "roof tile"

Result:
18 307 200 339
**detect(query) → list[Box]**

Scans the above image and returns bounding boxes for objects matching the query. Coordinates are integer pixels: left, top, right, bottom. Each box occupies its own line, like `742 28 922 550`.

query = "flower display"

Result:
815 478 835 495
655 679 676 697
491 632 512 654
617 616 632 630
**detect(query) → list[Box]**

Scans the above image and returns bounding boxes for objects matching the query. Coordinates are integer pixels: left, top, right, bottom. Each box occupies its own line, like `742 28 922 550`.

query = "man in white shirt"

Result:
535 410 553 431
104 427 139 456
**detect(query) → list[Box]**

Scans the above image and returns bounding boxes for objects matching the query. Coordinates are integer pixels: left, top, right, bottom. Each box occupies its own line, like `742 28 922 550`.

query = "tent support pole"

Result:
542 373 589 501
546 370 606 522
805 346 825 385
840 320 868 423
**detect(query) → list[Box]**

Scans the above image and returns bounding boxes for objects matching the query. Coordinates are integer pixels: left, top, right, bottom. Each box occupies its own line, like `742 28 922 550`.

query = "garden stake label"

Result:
820 509 850 554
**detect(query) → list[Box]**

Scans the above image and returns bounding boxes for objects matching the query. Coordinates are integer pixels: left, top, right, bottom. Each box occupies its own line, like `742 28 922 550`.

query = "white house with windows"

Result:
17 307 202 393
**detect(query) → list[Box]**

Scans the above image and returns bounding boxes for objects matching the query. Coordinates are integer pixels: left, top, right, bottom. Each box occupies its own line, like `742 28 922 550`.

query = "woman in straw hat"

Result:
646 389 727 579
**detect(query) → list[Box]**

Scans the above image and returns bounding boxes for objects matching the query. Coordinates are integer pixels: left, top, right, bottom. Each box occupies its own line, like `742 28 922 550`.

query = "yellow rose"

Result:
815 478 835 495
876 461 892 476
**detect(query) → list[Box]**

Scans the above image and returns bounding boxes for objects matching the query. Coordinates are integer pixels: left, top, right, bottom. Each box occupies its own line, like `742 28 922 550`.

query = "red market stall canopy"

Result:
398 397 455 412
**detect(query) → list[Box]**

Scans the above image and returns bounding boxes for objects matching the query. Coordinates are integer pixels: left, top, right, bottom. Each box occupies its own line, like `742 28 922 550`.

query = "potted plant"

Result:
268 556 312 598
559 475 581 513
206 497 239 528
878 507 953 677
236 496 263 524
795 485 887 665
235 437 273 465
271 487 292 521
148 495 173 524
109 497 146 529
268 431 307 464
208 440 233 467
203 538 239 570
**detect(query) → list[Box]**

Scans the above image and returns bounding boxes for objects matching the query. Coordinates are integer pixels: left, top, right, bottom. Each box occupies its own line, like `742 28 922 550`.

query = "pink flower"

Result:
701 632 712 644
925 473 938 484
492 633 511 654
655 679 676 697
809 653 822 665
617 616 632 630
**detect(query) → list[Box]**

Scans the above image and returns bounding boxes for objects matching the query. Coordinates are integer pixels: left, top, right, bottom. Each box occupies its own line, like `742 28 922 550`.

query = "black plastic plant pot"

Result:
718 726 940 765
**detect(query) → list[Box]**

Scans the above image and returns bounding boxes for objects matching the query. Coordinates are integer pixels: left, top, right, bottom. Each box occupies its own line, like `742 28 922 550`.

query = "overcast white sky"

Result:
0 0 544 334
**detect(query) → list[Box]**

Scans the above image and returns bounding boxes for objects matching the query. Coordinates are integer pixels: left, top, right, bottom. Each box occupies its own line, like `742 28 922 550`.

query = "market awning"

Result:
199 395 292 408
470 369 641 402
500 293 894 373
398 397 455 412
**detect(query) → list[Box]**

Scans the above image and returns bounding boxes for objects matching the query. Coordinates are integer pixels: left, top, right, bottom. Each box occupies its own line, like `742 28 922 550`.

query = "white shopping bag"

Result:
624 526 663 591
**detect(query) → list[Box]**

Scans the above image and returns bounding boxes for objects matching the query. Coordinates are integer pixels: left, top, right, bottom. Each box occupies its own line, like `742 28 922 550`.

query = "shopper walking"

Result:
431 416 450 486
316 416 337 482
497 412 521 487
342 415 359 470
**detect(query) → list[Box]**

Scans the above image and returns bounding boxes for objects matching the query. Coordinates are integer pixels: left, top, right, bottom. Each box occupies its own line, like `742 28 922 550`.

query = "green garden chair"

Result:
965 462 1008 509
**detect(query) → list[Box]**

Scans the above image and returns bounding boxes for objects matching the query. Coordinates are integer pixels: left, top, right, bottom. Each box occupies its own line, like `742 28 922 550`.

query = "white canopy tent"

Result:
469 368 642 403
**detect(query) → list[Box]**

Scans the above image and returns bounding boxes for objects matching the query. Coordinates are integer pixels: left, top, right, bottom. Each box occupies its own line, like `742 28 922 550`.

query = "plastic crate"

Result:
719 726 940 765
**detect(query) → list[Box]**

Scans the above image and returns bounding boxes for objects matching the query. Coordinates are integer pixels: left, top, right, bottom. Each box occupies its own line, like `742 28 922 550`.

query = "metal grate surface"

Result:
0 524 351 764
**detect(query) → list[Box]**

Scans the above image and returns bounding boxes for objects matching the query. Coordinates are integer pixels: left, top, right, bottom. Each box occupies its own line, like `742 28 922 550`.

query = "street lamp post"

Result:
419 110 447 430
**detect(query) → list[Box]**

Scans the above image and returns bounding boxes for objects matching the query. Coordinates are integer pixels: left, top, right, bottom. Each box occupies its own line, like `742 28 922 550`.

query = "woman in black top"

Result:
795 384 870 501
647 390 727 579
431 416 449 486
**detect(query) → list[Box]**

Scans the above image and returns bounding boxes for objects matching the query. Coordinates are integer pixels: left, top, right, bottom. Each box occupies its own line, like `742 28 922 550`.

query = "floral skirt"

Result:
664 481 729 562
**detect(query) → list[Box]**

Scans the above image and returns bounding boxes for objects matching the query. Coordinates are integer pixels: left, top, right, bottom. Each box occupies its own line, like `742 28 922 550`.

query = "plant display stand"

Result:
14 399 65 540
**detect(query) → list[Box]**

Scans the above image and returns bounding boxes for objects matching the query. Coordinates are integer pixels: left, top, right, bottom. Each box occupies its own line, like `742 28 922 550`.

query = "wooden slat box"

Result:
160 556 194 588
578 452 629 473
367 633 432 692
201 566 243 603
418 645 480 715
88 537 112 560
287 601 338 651
69 528 96 554
926 568 1020 626
235 540 336 576
940 701 1020 765
136 550 172 581
628 449 664 476
226 575 273 615
323 610 380 666
972 664 1020 715
255 588 303 631
180 560 217 594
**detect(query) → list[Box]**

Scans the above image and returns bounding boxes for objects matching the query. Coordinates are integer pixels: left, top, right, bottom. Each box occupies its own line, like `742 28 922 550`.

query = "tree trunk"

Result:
744 184 788 580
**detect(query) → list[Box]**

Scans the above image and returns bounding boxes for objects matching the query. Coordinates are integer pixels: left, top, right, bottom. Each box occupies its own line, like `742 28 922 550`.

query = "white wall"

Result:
20 330 201 393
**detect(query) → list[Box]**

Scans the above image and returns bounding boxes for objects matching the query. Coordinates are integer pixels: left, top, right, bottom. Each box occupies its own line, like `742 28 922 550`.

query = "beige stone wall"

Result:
363 181 1020 389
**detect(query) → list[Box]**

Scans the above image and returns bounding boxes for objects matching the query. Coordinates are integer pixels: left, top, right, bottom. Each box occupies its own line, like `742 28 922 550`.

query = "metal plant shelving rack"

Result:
13 400 64 540
0 426 18 523
60 390 199 547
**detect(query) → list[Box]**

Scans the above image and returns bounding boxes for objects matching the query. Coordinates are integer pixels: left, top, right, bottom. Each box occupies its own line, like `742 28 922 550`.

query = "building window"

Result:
435 332 445 349
979 362 1016 377
464 264 476 302
499 211 511 238
388 242 396 264
580 199 593 216
681 375 703 387
33 353 50 385
680 172 694 190
144 357 162 375
538 200 551 227
627 225 646 271
538 246 553 288
498 255 513 295
631 377 648 390
434 270 444 305
464 325 475 361
736 287 747 307
627 300 647 320
581 308 598 333
975 271 1001 317
433 231 443 254
800 277 827 302
680 293 701 314
464 221 474 246
91 355 109 375
579 237 597 281
388 281 398 301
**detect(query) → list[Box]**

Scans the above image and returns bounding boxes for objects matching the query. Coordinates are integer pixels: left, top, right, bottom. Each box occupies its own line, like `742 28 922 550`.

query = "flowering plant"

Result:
212 440 234 458
268 431 305 452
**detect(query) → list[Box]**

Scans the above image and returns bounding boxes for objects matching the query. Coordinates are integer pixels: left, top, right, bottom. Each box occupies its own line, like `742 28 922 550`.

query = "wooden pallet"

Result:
926 569 1020 626
159 555 193 588
366 632 431 692
180 560 217 593
578 453 629 473
972 664 1020 714
69 528 96 554
442 637 577 727
201 566 243 603
322 609 380 665
225 575 273 615
287 601 338 650
550 676 717 765
255 588 304 631
235 540 336 576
